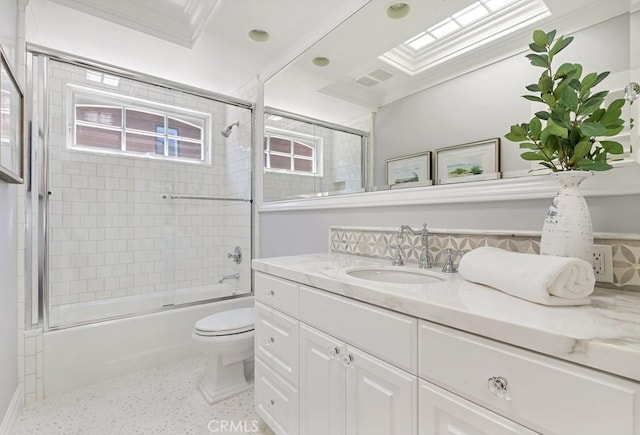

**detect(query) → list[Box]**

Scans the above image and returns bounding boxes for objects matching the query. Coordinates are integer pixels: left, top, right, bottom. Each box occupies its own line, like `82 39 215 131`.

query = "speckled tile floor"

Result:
12 357 275 435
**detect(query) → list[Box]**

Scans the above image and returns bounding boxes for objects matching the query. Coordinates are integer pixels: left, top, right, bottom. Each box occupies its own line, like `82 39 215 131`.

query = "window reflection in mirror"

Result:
263 110 369 201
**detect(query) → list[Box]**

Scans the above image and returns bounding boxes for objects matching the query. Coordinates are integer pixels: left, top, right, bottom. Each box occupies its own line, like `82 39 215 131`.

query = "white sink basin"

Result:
345 267 445 284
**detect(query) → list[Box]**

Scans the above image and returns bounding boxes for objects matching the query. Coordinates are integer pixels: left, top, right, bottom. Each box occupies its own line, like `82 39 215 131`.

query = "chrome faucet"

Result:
227 246 242 264
391 224 432 268
218 273 239 283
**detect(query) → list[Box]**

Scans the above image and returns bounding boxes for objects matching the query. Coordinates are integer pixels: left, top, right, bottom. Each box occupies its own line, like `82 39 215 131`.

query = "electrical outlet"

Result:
592 244 614 283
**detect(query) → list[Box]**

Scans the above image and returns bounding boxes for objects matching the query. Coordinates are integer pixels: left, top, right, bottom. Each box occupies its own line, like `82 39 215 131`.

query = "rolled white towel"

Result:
458 247 595 306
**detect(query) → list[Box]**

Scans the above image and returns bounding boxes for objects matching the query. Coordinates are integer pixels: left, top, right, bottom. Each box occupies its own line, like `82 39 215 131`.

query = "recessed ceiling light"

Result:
248 29 270 42
386 2 411 19
312 57 330 67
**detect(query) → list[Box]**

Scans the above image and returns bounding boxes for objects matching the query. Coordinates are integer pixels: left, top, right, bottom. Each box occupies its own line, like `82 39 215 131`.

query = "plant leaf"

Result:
600 140 624 154
535 111 550 120
549 35 573 57
579 98 604 116
571 139 593 162
592 71 611 88
529 43 546 53
526 84 541 92
545 30 557 45
580 121 606 136
521 151 548 161
581 72 598 93
519 142 539 149
560 87 578 111
529 117 542 139
523 95 544 103
545 119 568 138
526 53 549 68
533 30 548 47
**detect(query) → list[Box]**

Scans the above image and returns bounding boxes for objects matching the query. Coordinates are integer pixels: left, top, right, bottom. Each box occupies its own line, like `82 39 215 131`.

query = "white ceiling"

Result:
25 0 370 95
25 0 632 121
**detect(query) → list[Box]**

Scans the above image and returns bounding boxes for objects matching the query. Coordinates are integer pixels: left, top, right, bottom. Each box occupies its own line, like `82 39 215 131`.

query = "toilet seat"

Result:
194 307 254 337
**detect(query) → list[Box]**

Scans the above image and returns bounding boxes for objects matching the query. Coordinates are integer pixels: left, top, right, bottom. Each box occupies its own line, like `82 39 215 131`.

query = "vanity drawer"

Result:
255 272 299 318
300 285 417 374
419 321 640 435
255 357 299 435
255 302 299 387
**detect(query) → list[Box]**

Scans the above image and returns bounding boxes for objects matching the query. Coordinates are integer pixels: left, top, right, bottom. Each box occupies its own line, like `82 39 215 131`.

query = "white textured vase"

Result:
540 171 594 263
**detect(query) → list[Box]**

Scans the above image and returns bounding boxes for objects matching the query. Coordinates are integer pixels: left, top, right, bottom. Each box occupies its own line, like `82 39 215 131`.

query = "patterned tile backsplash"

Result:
329 226 640 293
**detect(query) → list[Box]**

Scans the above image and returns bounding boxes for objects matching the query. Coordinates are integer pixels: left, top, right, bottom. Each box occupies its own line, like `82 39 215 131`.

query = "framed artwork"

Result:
435 138 500 185
385 151 432 188
0 47 24 184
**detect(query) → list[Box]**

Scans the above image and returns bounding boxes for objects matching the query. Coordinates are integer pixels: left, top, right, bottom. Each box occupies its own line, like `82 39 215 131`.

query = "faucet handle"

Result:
389 243 405 266
441 248 463 273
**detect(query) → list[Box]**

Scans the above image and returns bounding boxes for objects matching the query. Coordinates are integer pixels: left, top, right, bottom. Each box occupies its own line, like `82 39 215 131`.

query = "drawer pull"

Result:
327 346 341 359
342 353 354 367
264 336 275 346
265 398 275 408
264 290 275 297
487 376 511 400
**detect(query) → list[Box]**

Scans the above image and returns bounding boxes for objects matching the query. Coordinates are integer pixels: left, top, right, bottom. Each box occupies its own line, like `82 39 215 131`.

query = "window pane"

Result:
294 158 313 172
294 142 313 157
270 154 291 170
126 133 164 155
168 118 201 140
270 137 292 154
76 106 122 127
126 109 164 133
175 140 202 160
76 125 122 150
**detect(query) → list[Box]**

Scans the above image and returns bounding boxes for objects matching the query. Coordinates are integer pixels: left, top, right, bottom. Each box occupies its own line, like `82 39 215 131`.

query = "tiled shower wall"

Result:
330 226 640 293
46 60 252 309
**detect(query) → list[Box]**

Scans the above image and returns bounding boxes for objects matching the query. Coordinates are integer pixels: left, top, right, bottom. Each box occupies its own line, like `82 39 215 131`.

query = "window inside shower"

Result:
29 54 254 329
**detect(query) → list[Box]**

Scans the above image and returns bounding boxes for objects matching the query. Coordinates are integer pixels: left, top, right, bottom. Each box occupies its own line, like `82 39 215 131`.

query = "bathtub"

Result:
43 292 254 397
48 283 246 327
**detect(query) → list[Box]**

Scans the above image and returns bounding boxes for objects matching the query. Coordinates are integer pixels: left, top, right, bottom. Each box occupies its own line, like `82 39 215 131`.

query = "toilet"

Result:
192 307 255 403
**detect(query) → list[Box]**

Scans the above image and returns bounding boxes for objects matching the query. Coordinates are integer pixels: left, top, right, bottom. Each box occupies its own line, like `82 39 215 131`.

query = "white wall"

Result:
258 14 640 258
0 0 19 423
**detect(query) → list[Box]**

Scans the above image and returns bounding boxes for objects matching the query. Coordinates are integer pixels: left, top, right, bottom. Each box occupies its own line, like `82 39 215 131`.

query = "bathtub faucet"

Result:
218 273 240 284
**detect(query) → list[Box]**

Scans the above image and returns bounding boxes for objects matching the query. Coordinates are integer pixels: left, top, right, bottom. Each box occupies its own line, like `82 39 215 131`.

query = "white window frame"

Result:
67 84 212 165
264 127 323 176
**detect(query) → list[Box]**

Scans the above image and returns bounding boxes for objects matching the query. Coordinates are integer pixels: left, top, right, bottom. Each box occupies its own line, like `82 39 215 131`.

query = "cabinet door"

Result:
255 357 299 435
299 323 346 435
419 380 538 435
345 345 417 435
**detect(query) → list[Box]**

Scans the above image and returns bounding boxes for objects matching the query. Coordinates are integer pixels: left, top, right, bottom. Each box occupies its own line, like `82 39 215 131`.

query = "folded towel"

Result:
458 247 595 306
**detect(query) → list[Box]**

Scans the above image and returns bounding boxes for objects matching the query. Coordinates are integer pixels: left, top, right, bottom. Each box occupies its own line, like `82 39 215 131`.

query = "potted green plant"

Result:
505 29 627 263
505 29 625 171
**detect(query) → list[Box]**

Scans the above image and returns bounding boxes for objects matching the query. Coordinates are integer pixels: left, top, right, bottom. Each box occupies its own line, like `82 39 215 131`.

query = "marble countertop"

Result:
252 252 640 382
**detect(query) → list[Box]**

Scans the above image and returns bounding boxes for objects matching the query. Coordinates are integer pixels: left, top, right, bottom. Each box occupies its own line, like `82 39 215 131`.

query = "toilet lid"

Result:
195 307 254 336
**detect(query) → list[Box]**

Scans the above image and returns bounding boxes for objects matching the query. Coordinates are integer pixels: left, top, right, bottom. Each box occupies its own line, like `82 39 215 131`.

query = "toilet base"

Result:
198 358 254 404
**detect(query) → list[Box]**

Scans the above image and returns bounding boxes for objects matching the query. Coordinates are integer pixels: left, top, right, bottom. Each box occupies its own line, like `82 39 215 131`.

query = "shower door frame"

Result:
26 45 256 332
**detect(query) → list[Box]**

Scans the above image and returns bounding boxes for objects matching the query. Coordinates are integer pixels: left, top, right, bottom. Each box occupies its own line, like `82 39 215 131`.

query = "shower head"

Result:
221 121 240 138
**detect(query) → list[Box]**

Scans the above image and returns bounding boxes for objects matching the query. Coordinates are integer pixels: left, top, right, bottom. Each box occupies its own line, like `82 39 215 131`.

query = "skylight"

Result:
379 0 550 75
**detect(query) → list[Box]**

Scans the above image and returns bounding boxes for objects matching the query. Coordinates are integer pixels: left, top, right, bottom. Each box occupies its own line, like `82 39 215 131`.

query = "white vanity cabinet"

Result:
253 268 640 435
254 272 418 435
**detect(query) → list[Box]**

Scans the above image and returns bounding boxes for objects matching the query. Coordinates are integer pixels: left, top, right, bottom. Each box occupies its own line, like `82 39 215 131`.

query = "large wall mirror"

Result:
264 0 638 202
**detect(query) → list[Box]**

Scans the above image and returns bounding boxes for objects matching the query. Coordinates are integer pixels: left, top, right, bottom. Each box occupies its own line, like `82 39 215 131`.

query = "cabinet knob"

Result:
327 346 340 359
264 290 275 297
265 398 275 408
487 376 511 400
264 336 275 346
342 353 354 367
